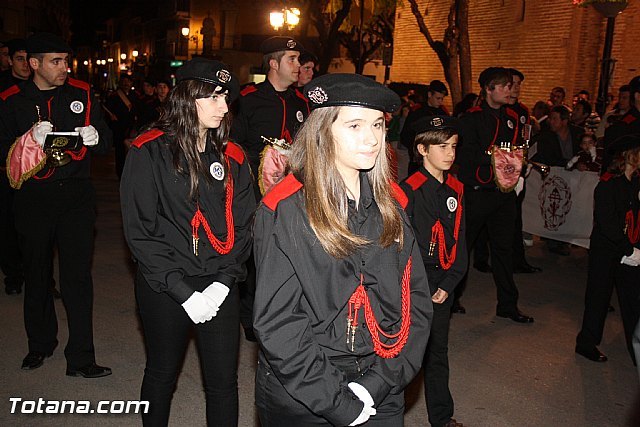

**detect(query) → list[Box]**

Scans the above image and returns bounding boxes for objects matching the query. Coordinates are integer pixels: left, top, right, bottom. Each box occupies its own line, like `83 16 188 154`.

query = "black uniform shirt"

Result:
0 78 112 183
230 79 309 171
400 167 468 294
591 173 640 257
456 101 520 189
120 131 256 303
253 173 432 426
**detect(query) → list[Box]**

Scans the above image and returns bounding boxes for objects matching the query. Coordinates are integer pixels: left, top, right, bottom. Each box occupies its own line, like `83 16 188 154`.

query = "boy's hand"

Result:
432 288 449 304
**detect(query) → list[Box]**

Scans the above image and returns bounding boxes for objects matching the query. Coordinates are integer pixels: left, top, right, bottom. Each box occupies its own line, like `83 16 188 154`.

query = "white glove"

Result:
202 281 230 309
181 291 218 323
620 256 638 267
514 176 525 196
627 247 640 265
75 125 99 146
348 382 376 426
566 155 580 170
31 121 53 147
589 146 597 162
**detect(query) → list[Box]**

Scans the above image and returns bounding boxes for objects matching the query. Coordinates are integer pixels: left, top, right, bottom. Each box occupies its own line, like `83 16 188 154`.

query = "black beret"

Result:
260 36 304 55
26 32 72 54
6 38 27 56
478 67 510 88
304 73 400 113
176 58 239 102
411 115 459 135
629 75 640 96
606 134 640 155
428 80 448 96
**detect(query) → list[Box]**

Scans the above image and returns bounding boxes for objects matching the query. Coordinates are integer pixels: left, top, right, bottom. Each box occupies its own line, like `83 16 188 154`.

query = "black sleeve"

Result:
435 194 468 294
593 181 634 257
226 154 256 270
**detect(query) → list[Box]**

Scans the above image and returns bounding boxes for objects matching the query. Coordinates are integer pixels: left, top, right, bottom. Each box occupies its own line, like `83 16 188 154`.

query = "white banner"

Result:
522 167 600 249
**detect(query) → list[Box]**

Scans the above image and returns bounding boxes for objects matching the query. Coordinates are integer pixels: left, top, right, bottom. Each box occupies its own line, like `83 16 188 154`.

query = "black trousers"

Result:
135 270 240 427
616 265 640 364
463 189 520 313
13 179 97 369
0 172 23 288
512 186 527 267
423 282 455 427
255 353 404 427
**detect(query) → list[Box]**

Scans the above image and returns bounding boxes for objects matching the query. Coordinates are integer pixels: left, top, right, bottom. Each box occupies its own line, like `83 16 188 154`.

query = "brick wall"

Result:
392 0 639 110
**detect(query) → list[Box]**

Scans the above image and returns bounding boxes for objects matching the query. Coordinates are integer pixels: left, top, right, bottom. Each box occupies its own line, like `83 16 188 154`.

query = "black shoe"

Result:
243 327 257 343
5 286 22 295
575 345 608 362
21 351 52 370
450 303 466 314
496 309 534 323
473 262 492 273
66 363 112 378
513 263 543 274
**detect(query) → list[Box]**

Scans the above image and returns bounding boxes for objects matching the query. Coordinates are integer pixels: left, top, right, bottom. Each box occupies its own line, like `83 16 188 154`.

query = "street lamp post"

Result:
269 7 300 32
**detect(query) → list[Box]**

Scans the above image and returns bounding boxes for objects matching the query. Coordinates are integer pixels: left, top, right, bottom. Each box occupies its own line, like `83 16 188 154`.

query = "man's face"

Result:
10 50 30 80
156 83 170 99
30 53 69 89
486 82 512 106
119 77 133 92
272 51 300 87
549 112 567 133
550 90 564 106
427 90 445 108
571 104 587 124
142 81 155 96
618 90 631 112
510 75 522 103
0 46 9 70
297 61 314 86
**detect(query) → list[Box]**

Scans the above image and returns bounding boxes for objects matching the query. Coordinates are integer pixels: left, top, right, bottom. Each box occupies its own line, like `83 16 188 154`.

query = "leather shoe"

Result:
444 419 464 427
450 303 466 314
496 309 534 323
21 351 52 370
473 262 492 273
575 345 607 362
513 263 542 274
66 363 112 378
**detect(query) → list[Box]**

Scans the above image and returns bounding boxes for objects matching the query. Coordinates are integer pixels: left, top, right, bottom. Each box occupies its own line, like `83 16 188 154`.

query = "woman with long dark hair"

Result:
120 58 255 426
253 74 432 426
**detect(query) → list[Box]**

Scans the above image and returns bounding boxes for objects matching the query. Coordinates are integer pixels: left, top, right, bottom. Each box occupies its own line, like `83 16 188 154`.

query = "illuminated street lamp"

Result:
120 53 127 61
269 7 300 31
132 50 139 59
181 27 190 37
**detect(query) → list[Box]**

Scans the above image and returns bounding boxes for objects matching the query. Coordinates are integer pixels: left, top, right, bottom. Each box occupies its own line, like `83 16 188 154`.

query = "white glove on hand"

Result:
620 255 639 267
627 247 640 265
348 382 376 426
202 281 230 309
589 146 597 162
514 176 525 196
31 121 53 147
75 125 99 146
181 291 218 323
566 155 580 170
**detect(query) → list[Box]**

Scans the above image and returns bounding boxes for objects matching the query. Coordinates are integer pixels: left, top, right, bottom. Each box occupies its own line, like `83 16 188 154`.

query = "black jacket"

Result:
0 78 112 184
456 101 521 189
400 167 468 294
120 130 256 304
530 125 583 167
230 80 309 172
253 173 432 426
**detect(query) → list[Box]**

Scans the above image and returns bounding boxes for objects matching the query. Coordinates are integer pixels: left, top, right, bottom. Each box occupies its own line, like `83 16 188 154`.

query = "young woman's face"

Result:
419 134 458 173
195 87 229 131
331 106 385 176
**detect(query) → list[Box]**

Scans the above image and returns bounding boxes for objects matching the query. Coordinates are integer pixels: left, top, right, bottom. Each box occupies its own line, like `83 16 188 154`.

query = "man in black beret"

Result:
454 66 536 323
230 35 309 342
401 79 451 174
0 32 113 378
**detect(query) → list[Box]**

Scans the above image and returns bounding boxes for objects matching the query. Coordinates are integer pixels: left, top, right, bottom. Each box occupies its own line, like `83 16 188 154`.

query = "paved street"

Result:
1 152 639 426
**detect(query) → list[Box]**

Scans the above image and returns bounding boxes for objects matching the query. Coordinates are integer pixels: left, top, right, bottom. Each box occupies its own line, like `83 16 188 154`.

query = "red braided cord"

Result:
348 257 412 359
430 194 463 270
191 169 235 255
627 210 640 244
65 146 87 161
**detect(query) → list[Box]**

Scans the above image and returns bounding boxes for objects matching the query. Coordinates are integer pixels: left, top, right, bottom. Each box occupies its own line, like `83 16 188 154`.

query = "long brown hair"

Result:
288 106 404 259
154 80 232 200
608 146 640 176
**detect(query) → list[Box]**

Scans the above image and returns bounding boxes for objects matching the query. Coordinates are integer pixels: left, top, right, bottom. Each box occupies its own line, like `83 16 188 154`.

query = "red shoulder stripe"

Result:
262 174 303 211
132 129 164 148
294 88 310 114
240 85 257 96
600 171 614 182
67 78 90 92
390 181 408 209
468 105 482 113
622 114 637 124
505 107 519 121
405 170 428 191
225 141 245 165
0 84 20 101
446 174 464 194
